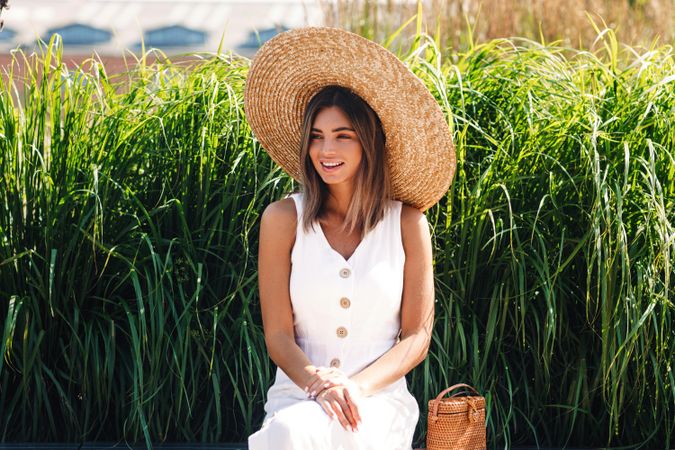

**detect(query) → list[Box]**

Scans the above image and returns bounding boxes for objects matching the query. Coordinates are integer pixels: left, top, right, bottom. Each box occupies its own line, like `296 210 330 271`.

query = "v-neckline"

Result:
316 219 369 266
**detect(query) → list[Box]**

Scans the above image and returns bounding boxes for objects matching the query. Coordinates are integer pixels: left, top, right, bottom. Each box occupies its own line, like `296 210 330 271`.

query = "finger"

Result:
309 376 338 396
307 370 335 394
308 378 325 396
313 379 342 399
329 398 351 431
312 383 328 399
344 389 362 425
324 375 351 390
317 397 336 420
310 375 344 397
336 395 357 430
323 378 343 389
305 374 320 396
307 372 334 396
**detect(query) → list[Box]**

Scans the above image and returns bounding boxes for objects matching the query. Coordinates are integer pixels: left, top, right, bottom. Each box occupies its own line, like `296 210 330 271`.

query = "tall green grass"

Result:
0 36 289 445
0 24 673 448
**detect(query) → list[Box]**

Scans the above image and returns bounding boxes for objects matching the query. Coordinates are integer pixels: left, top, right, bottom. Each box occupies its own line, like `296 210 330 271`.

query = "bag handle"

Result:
430 384 481 419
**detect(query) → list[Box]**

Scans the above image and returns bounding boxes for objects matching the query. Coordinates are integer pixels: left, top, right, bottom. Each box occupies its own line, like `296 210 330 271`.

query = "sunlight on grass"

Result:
0 22 673 448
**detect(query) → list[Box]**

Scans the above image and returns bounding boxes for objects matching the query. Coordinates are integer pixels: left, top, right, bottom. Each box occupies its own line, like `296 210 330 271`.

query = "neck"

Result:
323 183 354 220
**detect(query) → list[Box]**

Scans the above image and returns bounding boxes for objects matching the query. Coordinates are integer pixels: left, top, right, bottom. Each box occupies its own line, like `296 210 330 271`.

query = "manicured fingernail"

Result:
349 426 354 432
304 387 308 392
310 391 315 397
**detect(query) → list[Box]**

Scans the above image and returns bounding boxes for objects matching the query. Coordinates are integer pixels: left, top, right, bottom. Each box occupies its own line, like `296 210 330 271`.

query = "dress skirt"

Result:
248 376 419 450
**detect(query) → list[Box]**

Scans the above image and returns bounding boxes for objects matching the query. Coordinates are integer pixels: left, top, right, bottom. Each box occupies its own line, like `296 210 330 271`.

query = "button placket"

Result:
334 265 353 371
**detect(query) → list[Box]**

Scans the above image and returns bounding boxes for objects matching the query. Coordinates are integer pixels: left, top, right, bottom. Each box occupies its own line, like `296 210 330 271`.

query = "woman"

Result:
244 27 456 450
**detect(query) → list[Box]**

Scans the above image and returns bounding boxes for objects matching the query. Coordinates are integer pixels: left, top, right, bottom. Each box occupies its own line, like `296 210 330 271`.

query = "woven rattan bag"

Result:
426 383 486 450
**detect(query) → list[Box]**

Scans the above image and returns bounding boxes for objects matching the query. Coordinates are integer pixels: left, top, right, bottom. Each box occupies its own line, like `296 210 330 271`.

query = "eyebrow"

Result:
310 127 355 133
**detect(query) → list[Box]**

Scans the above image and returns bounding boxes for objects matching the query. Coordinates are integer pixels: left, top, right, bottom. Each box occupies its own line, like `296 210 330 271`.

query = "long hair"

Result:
297 85 392 239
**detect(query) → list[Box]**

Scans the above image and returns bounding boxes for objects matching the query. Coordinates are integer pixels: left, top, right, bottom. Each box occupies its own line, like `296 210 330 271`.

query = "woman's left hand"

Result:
315 382 363 431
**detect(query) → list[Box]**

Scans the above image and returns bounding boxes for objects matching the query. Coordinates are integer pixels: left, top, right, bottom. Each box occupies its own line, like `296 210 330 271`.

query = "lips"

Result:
320 161 344 172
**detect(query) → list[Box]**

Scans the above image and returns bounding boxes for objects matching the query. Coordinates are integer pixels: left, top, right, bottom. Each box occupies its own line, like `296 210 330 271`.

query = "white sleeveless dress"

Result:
247 191 419 450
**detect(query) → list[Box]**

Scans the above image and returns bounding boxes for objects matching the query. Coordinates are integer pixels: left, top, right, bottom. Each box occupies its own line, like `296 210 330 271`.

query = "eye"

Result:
310 134 322 139
338 134 351 139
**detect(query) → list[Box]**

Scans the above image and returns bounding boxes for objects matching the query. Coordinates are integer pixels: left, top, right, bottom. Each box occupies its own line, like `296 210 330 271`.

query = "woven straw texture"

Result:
243 26 456 211
427 384 486 450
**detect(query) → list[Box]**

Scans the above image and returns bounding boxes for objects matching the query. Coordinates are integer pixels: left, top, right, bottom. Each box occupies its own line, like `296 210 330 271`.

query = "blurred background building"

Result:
0 0 326 67
3 0 668 75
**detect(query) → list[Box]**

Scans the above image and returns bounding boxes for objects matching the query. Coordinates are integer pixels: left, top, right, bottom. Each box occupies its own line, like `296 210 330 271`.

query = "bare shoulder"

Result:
400 203 425 224
260 196 298 246
262 196 297 224
400 203 429 240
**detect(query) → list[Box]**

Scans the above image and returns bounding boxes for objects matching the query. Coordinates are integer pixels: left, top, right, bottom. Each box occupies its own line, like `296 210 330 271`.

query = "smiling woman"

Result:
247 85 426 448
310 113 359 179
310 108 363 187
301 87 388 241
243 26 456 450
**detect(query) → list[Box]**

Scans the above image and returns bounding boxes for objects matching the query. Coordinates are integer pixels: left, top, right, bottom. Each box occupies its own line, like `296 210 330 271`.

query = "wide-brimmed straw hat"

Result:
243 26 456 211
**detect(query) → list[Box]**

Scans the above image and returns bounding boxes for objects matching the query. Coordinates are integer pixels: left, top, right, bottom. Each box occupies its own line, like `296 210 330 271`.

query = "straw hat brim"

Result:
243 26 456 211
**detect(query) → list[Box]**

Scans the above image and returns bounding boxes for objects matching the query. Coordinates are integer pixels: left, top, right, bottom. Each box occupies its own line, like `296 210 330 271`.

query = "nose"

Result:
318 137 338 156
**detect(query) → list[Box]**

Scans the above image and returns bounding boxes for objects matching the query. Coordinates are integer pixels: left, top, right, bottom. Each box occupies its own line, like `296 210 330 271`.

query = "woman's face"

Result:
308 105 363 187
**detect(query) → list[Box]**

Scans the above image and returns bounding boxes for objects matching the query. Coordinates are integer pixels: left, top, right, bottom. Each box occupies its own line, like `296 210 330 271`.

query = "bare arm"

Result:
349 205 435 397
258 198 318 390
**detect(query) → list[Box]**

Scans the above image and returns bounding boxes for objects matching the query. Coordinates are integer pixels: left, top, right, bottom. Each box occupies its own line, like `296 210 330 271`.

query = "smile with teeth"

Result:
321 161 344 169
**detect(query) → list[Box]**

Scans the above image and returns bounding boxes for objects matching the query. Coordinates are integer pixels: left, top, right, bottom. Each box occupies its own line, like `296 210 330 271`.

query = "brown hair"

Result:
296 85 392 239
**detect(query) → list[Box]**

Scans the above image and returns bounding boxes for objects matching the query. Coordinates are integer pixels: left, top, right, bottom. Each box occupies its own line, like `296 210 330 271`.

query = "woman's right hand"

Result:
304 366 346 398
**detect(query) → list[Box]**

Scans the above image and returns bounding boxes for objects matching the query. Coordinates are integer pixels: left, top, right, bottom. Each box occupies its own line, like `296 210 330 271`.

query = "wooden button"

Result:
336 326 348 338
339 297 351 308
330 358 341 368
339 268 351 278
